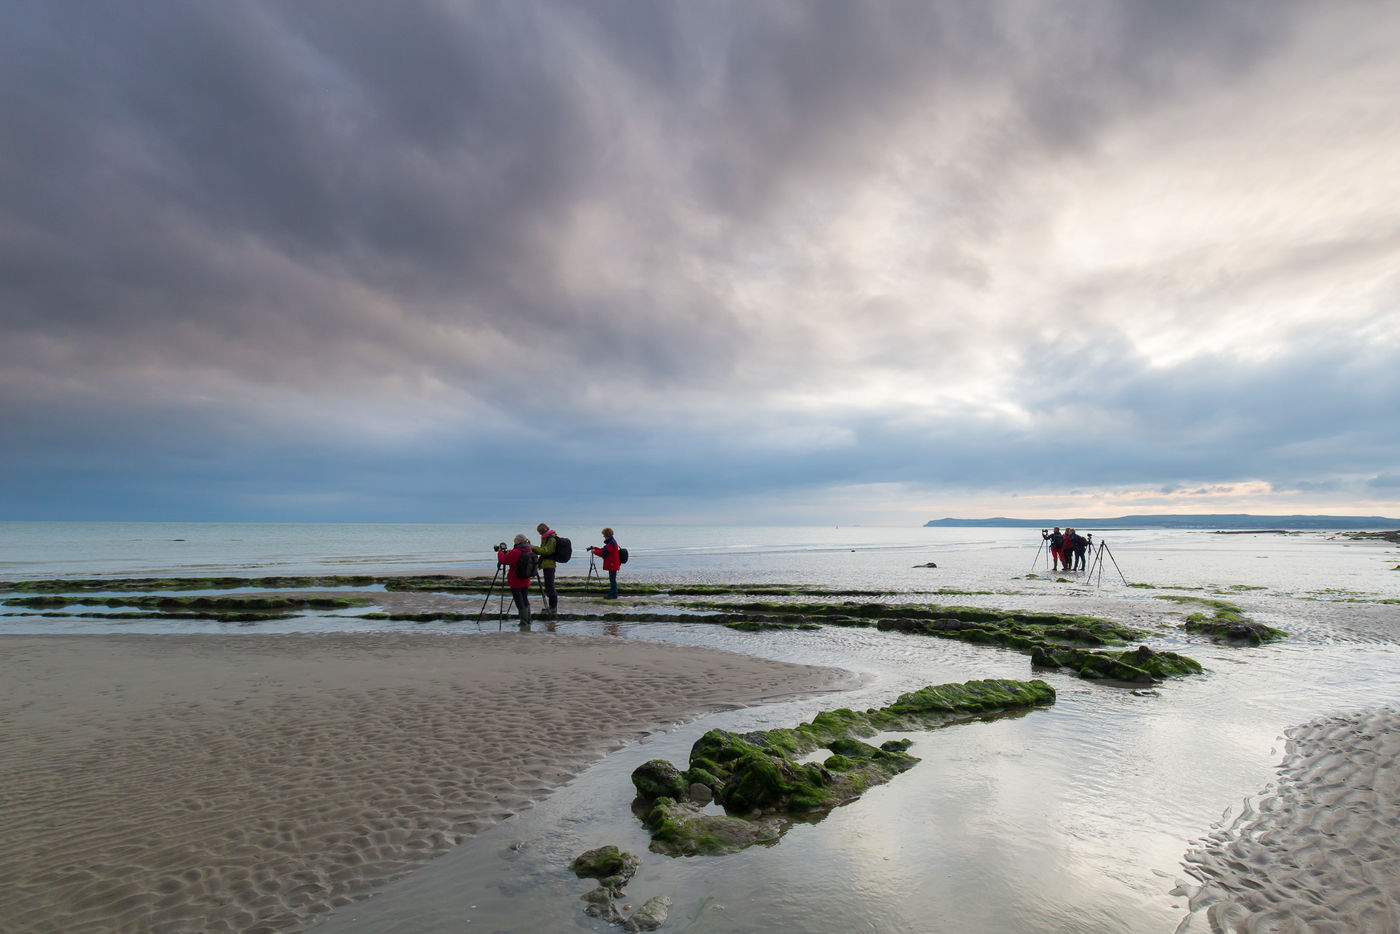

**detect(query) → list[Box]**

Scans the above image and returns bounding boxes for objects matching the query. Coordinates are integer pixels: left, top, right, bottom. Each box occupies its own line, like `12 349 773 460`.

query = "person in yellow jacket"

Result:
533 522 560 615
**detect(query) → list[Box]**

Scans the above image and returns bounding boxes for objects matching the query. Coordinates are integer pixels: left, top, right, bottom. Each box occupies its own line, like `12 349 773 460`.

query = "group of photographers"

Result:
1042 526 1092 572
493 524 622 625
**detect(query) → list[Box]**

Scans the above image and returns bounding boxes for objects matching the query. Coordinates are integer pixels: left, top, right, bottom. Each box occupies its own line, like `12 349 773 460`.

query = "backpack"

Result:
618 546 629 565
552 535 573 563
515 548 540 579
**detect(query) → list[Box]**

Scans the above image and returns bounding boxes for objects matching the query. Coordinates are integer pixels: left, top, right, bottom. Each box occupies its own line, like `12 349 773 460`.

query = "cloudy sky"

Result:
2 1 1397 525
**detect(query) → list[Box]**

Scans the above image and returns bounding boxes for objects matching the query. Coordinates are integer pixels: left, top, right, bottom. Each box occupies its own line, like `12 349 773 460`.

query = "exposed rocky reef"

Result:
1030 644 1202 682
1341 530 1400 545
0 576 379 592
680 600 1203 684
631 679 1055 856
1 593 370 622
0 574 904 598
1158 595 1287 645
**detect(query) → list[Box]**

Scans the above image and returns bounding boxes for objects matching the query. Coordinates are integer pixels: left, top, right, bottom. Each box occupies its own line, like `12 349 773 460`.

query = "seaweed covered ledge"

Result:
628 678 1055 857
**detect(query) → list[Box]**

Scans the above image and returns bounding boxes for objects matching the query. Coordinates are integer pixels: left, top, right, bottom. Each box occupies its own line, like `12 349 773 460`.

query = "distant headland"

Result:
924 514 1400 530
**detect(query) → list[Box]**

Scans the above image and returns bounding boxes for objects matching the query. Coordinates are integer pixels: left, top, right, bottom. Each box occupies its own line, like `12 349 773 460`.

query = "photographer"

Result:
1041 526 1066 572
495 533 534 625
590 527 621 600
1070 529 1089 571
533 522 560 615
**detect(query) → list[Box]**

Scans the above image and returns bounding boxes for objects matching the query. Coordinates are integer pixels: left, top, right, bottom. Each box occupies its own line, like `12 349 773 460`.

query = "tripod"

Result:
1030 537 1047 572
474 565 510 631
586 549 600 584
1086 539 1128 586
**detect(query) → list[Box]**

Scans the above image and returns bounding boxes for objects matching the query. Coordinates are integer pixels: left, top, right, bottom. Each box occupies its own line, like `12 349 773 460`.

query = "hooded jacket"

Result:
591 536 621 572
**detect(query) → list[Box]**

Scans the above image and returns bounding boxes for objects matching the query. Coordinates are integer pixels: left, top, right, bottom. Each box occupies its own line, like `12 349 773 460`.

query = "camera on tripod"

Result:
493 542 508 553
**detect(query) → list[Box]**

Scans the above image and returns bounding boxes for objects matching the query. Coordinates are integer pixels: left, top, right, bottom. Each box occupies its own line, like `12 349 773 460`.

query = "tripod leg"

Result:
1030 540 1045 572
1104 544 1128 585
475 566 504 630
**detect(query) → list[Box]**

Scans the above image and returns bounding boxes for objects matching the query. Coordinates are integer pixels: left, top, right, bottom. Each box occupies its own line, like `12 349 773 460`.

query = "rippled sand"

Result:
1177 706 1400 933
0 632 851 934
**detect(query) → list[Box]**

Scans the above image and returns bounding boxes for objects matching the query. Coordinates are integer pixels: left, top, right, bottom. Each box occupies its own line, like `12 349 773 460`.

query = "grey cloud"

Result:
2 0 1395 521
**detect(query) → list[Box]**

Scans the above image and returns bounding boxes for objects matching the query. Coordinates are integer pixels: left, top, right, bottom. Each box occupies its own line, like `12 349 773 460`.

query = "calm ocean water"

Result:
5 522 1400 932
2 521 1395 597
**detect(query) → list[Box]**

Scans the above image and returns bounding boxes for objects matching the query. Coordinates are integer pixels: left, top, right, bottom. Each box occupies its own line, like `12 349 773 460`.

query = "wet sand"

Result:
1177 706 1400 932
0 632 853 934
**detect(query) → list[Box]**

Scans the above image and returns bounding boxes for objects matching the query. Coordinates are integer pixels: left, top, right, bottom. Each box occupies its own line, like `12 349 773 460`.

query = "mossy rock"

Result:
636 678 1053 856
1161 595 1287 645
682 765 721 790
720 751 833 813
631 759 688 803
881 679 1056 717
827 736 882 759
1183 616 1286 645
1033 644 1202 683
644 798 781 856
569 844 639 885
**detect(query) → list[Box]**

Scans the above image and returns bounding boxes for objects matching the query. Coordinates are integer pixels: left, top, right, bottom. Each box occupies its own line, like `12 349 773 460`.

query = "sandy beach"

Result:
0 632 854 934
1177 705 1400 932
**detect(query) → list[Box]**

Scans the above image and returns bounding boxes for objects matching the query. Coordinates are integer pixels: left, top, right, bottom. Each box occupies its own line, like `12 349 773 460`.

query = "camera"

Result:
494 542 508 552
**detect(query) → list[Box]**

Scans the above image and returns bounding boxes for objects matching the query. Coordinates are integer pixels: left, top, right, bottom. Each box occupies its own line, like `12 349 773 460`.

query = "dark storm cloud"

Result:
1 0 1394 520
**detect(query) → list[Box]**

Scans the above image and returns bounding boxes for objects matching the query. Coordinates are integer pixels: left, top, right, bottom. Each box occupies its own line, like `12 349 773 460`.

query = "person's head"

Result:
537 523 550 536
1053 526 1061 532
514 533 529 546
601 527 614 538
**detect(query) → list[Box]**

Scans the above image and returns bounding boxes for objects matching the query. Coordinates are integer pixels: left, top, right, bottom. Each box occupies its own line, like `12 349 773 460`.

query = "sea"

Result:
4 521 1400 932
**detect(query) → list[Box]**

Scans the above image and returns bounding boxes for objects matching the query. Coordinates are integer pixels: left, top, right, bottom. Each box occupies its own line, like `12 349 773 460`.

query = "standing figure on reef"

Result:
496 533 535 626
590 527 622 600
533 522 560 616
1070 529 1089 571
1043 526 1065 571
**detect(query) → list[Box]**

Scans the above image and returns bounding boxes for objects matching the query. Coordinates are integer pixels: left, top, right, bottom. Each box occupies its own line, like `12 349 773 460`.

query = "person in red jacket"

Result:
496 533 534 625
590 527 621 599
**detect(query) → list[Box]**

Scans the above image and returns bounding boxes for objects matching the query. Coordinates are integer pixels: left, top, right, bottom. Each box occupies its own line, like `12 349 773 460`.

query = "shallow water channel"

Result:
310 595 1400 934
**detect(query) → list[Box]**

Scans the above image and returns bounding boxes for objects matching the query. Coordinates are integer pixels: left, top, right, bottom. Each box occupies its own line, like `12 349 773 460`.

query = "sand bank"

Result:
0 632 852 934
1177 705 1400 932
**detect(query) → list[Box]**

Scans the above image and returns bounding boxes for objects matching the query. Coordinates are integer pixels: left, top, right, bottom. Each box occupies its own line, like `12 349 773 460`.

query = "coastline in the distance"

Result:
924 514 1400 530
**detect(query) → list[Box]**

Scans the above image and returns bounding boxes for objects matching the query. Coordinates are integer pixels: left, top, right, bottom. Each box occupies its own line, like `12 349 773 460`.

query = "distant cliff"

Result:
923 514 1400 530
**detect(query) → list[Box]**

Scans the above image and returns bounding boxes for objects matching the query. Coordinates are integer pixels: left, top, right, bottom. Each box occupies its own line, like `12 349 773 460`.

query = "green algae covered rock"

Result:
644 797 782 855
634 678 1054 856
1161 595 1287 645
570 844 639 884
632 759 688 803
1183 614 1286 645
1031 643 1203 683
